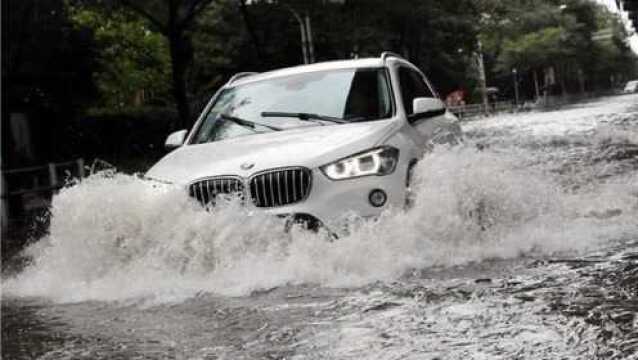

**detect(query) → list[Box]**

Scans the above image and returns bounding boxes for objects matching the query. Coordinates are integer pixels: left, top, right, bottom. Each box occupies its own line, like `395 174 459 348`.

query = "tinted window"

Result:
344 69 392 120
399 67 434 115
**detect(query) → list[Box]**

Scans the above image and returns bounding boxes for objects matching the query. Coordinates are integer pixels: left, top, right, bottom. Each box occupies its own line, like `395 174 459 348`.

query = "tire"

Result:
405 160 418 210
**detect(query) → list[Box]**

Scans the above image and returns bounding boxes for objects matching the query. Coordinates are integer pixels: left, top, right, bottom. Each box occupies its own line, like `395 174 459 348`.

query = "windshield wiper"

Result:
261 112 348 124
218 113 283 132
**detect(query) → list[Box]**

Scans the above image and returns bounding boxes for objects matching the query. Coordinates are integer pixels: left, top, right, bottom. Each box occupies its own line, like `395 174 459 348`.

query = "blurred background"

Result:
2 0 638 255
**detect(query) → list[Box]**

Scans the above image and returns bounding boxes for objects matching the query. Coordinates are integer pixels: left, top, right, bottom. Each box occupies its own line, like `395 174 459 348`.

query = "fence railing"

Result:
449 101 516 120
1 159 85 197
1 159 86 232
450 91 623 120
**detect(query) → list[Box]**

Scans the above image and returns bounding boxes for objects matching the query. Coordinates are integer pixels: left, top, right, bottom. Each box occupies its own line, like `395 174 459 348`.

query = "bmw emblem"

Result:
240 162 255 170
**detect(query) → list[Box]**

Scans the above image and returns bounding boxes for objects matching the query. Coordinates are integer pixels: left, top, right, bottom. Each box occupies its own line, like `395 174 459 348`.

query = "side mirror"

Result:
413 97 446 115
165 129 187 150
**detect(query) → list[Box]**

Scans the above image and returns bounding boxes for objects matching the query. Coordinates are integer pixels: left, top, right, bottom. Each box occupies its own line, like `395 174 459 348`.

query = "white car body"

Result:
146 53 461 229
623 80 638 94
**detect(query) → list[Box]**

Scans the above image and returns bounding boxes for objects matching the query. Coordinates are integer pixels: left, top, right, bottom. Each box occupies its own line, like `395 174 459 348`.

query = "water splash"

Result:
4 132 636 303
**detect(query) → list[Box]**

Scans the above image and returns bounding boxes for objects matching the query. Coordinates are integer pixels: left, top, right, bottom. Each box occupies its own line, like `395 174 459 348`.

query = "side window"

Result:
398 67 434 115
343 69 392 120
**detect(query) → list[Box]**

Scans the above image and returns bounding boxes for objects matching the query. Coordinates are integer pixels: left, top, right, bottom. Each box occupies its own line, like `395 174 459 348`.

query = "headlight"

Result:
320 146 399 180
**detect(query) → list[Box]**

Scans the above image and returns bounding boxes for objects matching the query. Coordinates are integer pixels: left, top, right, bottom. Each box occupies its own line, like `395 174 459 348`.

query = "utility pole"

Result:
476 40 489 114
283 4 315 64
305 14 315 63
284 4 308 64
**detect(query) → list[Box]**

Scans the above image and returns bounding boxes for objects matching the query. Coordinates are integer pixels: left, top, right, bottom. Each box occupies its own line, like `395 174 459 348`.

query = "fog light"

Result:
369 189 387 207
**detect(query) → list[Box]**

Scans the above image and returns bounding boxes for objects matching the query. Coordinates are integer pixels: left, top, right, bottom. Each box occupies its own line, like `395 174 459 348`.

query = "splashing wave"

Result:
4 138 637 302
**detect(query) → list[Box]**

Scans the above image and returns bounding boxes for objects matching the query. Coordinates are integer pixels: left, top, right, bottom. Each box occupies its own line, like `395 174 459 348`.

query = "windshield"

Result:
192 67 393 144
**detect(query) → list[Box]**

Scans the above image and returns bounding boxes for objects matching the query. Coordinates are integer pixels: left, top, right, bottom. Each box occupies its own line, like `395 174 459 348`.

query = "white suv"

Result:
146 52 461 229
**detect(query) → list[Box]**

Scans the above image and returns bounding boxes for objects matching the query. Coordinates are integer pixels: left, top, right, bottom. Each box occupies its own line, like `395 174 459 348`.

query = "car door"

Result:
397 66 460 147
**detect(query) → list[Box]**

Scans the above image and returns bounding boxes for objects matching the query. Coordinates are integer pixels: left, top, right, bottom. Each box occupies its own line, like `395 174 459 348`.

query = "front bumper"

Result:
158 165 408 230
257 168 406 228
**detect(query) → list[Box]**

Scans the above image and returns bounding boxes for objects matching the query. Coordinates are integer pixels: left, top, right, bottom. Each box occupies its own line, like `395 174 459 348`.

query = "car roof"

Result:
231 58 387 87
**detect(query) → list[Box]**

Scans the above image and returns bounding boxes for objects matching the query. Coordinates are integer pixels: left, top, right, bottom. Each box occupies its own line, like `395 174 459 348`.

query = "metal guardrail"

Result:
1 159 86 232
450 91 622 120
1 159 85 199
449 101 516 119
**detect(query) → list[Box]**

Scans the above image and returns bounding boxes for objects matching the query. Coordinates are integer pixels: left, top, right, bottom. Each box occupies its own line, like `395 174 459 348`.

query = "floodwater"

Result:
2 94 638 359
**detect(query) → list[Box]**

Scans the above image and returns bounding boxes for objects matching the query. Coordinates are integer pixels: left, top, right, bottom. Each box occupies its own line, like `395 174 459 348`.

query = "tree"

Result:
116 0 217 128
2 0 97 166
236 0 266 67
499 27 566 72
68 5 172 108
479 0 636 99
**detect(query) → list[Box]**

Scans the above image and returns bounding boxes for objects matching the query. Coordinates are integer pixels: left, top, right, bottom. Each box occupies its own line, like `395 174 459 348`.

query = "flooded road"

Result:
3 94 638 359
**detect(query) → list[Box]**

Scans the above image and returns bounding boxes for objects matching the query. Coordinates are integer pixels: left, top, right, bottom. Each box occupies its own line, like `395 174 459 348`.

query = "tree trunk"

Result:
168 32 192 130
577 67 585 94
559 65 567 98
237 0 265 68
533 70 540 101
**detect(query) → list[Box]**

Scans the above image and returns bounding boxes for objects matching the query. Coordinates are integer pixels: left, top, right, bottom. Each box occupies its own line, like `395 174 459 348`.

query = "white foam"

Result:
4 140 636 303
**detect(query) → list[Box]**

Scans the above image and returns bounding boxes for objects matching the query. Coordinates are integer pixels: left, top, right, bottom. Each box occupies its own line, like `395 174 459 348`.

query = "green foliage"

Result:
2 0 98 167
68 4 172 108
69 107 179 172
479 0 636 97
589 16 638 85
189 0 252 98
500 26 566 71
3 0 97 113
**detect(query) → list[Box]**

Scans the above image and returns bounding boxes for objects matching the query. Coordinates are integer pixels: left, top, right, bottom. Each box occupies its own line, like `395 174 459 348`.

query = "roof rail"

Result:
380 51 404 62
227 72 259 85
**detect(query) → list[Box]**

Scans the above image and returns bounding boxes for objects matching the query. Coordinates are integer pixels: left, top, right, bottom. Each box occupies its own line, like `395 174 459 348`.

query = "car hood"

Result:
145 120 398 184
